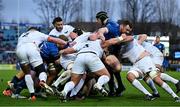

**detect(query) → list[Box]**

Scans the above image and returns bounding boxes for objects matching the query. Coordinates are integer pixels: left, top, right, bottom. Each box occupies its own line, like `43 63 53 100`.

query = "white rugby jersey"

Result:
142 42 163 57
17 30 49 47
49 25 74 41
122 39 145 63
60 32 91 66
73 32 91 43
133 35 163 57
74 40 104 58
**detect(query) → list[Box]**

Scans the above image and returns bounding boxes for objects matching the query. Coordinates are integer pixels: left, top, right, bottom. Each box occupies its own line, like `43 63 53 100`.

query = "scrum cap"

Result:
96 11 108 24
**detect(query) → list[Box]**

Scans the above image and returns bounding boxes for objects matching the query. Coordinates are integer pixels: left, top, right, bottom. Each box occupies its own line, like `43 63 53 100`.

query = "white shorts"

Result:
60 54 76 70
72 53 105 74
151 55 164 66
131 56 156 74
16 43 43 68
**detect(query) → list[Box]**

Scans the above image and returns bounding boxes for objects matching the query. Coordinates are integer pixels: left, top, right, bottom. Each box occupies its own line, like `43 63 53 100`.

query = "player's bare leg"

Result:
150 71 180 102
156 65 180 93
127 71 155 100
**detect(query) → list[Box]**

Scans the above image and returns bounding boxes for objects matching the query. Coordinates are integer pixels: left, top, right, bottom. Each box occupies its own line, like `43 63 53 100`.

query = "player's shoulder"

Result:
160 43 164 46
49 28 57 34
63 25 74 29
107 19 118 26
106 19 119 30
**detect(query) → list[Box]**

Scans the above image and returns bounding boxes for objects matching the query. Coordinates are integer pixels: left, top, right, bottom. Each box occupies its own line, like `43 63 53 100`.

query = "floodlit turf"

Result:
0 70 180 106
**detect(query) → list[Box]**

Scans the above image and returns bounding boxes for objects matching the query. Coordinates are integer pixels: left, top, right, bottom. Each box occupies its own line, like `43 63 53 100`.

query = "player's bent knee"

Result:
127 71 137 82
16 70 25 79
128 70 140 78
71 73 82 85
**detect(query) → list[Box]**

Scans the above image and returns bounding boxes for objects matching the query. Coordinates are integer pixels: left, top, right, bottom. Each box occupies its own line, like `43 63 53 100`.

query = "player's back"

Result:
142 42 163 57
39 41 59 62
17 30 49 47
122 39 145 63
104 19 120 40
78 40 103 58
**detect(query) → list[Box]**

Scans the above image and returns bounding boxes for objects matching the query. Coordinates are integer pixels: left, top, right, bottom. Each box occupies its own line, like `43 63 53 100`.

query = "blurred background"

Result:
0 0 179 71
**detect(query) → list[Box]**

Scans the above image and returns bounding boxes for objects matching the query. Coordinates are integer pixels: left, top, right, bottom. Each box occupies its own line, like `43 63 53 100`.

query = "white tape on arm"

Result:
116 36 124 42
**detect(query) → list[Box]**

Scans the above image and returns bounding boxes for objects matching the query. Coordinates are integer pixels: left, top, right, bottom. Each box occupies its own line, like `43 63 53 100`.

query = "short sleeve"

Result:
38 31 49 41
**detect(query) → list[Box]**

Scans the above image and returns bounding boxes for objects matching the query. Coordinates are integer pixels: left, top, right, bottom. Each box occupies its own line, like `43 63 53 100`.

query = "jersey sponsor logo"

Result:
64 31 68 34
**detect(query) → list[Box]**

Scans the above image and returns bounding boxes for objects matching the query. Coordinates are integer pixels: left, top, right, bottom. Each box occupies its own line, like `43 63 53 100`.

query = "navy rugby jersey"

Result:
39 42 59 63
104 19 121 40
154 43 165 53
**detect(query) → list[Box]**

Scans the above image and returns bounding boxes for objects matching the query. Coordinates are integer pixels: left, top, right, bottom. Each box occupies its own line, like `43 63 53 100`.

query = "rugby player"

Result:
49 17 74 41
103 35 180 102
95 11 126 96
16 27 67 101
58 32 110 102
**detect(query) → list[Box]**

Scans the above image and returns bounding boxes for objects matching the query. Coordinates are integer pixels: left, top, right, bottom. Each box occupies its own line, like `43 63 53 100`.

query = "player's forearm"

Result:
48 37 67 45
59 48 75 55
109 35 133 45
123 36 133 42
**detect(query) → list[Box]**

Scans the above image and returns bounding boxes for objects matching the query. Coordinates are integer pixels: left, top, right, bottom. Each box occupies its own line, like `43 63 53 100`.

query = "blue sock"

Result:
11 76 21 88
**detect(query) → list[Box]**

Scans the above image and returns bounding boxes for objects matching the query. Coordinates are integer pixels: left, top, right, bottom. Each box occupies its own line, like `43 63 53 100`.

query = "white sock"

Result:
25 74 35 93
161 82 178 98
97 75 110 86
160 73 178 84
39 72 47 82
70 79 84 97
132 79 151 96
63 81 75 96
146 78 159 94
52 70 71 87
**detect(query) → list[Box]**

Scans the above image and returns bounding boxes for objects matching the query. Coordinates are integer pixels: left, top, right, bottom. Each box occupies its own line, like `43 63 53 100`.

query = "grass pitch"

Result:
0 70 180 106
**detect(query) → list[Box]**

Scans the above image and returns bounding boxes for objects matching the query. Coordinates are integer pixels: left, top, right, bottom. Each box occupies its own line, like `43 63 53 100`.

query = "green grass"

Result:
0 70 180 106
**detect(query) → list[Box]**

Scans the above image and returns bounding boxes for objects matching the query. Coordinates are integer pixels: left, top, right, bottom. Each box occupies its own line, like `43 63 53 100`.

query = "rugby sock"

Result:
107 66 115 93
161 82 178 98
70 79 85 97
146 78 159 94
52 70 71 87
132 79 151 96
160 73 178 84
39 72 47 82
97 75 110 86
11 76 21 84
63 81 75 95
25 74 35 94
114 72 125 91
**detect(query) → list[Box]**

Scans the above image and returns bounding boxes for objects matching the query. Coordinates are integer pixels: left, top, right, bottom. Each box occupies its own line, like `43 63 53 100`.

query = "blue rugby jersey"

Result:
104 19 121 40
154 43 165 53
39 41 59 63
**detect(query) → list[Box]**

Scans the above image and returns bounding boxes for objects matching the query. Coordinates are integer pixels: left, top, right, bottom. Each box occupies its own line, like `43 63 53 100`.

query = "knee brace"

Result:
149 71 158 79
